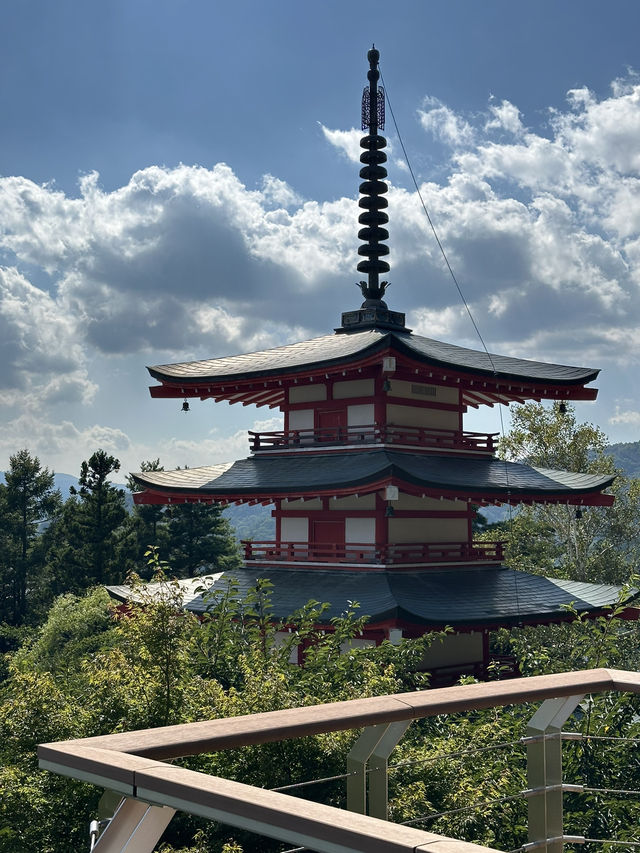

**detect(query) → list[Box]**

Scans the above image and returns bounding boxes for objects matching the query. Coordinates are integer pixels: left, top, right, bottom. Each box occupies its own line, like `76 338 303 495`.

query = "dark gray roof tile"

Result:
148 329 598 387
173 566 630 626
132 451 614 498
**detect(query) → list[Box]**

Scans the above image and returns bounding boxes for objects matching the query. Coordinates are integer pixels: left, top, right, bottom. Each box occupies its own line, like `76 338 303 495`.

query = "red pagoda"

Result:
131 48 624 680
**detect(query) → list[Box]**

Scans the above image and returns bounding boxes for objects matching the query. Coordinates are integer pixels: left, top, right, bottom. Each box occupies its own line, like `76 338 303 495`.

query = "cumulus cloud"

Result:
4 73 640 465
320 125 363 163
418 96 475 148
0 163 362 356
485 99 525 136
0 266 95 405
154 415 284 470
0 415 131 475
609 407 640 426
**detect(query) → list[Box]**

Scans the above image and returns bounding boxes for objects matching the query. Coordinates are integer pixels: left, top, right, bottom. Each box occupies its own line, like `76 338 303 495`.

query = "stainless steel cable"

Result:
401 790 525 825
270 771 354 792
565 733 640 745
388 737 525 772
582 786 640 797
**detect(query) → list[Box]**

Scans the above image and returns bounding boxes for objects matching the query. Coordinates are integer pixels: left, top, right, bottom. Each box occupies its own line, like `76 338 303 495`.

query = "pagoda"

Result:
130 48 626 682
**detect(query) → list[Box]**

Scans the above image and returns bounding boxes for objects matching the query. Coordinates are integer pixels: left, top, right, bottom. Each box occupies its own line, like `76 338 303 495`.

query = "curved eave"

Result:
131 452 615 507
143 566 633 628
147 330 600 408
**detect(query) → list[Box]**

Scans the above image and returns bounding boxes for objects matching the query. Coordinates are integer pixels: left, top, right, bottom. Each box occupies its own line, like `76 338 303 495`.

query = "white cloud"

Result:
320 125 363 163
260 174 303 208
0 266 95 405
418 97 475 148
553 82 640 175
0 415 131 475
4 73 640 466
609 407 640 427
321 123 396 164
485 99 525 136
153 415 284 470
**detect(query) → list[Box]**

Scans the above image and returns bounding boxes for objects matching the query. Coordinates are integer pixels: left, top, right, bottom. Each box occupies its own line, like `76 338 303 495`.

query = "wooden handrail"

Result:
242 540 505 564
40 668 640 761
38 669 640 853
249 424 499 453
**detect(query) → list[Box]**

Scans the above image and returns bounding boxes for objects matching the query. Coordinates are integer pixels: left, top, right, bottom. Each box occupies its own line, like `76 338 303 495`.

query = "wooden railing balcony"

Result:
242 539 505 565
39 669 640 853
249 423 498 453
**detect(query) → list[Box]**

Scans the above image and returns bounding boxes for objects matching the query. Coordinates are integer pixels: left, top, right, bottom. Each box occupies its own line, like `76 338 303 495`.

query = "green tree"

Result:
120 459 170 578
0 561 432 853
3 564 640 853
46 451 127 591
496 402 640 583
166 501 241 577
72 450 127 585
1 450 61 624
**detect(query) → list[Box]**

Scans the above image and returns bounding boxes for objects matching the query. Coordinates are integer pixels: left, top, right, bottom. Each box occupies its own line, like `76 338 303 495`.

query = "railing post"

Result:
346 721 411 818
92 797 175 853
368 721 411 820
526 694 584 853
346 724 388 815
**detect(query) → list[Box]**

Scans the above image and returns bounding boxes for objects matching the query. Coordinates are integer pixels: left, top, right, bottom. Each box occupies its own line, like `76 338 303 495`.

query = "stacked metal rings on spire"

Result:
357 47 390 302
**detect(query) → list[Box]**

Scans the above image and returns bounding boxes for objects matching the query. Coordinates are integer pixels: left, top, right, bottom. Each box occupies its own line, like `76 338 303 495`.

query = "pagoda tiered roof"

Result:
132 450 615 506
147 328 599 409
107 566 630 629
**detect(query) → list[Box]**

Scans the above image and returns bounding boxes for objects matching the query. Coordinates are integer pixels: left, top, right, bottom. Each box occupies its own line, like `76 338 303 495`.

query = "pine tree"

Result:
48 451 128 590
166 501 241 577
121 459 170 577
1 450 61 623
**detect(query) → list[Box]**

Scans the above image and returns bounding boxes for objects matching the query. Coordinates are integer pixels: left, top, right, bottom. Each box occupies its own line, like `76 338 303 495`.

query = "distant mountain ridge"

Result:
606 441 640 479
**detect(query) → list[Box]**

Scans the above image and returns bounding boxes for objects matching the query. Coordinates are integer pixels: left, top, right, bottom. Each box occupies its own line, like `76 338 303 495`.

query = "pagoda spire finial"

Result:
357 45 390 305
338 48 408 333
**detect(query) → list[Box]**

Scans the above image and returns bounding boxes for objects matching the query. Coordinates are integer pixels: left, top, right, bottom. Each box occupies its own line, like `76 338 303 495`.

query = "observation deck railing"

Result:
249 424 499 453
242 539 505 565
39 668 640 853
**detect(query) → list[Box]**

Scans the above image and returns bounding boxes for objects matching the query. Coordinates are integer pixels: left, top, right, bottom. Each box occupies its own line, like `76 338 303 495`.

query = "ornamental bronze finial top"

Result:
357 45 390 304
338 48 408 333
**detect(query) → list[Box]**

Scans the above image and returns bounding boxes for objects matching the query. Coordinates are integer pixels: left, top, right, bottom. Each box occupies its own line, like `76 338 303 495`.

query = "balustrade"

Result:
40 668 640 853
242 539 505 564
249 423 498 453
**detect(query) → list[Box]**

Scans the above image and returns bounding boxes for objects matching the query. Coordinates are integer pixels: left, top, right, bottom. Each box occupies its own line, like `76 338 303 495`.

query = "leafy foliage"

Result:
0 550 433 852
496 402 640 583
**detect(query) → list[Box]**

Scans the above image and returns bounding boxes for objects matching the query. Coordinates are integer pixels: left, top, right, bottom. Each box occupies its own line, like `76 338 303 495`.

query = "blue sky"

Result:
2 0 640 475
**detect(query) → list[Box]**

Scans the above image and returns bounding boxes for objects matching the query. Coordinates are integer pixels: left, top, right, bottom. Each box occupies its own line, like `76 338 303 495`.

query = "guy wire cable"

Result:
380 65 522 623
